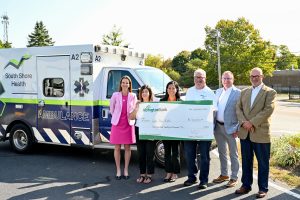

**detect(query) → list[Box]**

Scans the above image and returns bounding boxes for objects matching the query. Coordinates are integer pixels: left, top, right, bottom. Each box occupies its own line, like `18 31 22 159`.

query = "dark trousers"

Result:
163 140 180 174
184 141 211 184
135 127 155 174
240 135 270 192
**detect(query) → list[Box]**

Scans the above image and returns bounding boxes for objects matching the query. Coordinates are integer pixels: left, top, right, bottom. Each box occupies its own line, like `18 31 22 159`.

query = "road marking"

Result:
271 130 299 134
212 149 300 199
66 183 109 194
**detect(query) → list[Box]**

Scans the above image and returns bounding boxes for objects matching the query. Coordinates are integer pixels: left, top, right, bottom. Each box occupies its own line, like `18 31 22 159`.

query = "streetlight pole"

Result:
216 30 221 88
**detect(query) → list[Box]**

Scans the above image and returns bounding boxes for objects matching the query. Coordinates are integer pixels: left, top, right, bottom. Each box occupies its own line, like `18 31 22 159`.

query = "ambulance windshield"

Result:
135 67 172 96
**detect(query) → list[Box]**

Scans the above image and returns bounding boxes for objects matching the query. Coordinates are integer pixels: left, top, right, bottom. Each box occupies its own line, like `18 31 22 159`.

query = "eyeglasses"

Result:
250 75 261 79
194 76 206 79
222 77 232 80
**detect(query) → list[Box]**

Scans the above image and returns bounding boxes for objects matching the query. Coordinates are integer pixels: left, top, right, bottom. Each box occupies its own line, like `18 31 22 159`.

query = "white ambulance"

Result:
0 44 171 165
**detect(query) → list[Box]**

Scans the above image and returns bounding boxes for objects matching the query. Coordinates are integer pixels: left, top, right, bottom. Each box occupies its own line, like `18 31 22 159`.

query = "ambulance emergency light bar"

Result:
94 45 145 59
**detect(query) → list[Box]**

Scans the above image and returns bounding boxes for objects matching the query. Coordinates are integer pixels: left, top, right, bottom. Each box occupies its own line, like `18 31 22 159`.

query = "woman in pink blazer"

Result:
110 75 137 180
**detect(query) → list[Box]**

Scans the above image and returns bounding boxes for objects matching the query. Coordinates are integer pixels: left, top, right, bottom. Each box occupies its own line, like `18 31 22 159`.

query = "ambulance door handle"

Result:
102 108 109 119
65 102 68 107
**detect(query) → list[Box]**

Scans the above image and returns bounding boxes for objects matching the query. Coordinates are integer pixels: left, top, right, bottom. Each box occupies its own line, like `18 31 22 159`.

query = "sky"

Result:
1 0 300 59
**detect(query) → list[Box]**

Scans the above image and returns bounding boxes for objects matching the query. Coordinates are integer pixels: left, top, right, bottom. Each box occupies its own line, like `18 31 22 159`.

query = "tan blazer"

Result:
236 84 276 143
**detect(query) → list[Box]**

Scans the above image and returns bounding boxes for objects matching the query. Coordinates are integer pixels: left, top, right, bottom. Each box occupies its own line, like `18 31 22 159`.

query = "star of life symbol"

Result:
74 78 89 97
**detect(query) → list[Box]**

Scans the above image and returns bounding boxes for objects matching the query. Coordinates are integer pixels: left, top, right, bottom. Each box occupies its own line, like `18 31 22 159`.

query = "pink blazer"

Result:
110 92 137 126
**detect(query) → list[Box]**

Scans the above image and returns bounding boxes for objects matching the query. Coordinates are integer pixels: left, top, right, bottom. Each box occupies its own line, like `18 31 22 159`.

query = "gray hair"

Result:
251 67 263 75
194 69 206 77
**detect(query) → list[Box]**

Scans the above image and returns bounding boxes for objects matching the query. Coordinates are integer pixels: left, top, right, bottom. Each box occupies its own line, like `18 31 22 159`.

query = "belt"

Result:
216 120 224 125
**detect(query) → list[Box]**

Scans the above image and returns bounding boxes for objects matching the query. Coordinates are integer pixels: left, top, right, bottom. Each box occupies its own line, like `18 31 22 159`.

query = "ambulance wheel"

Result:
9 124 33 153
154 140 165 167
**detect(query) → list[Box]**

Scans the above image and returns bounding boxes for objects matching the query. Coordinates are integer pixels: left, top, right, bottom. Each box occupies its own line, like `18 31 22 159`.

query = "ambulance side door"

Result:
36 56 72 145
99 68 141 142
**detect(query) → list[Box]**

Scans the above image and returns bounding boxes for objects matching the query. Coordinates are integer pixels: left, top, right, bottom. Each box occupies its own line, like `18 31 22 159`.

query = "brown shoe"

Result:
226 179 238 188
213 175 230 183
235 186 251 194
256 191 267 198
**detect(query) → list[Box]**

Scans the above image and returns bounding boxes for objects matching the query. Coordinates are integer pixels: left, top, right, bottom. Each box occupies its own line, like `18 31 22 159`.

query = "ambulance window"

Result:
43 78 64 97
107 70 140 98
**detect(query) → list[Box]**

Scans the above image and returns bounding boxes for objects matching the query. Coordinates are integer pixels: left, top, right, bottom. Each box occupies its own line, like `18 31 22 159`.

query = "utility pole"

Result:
1 13 9 43
216 30 221 88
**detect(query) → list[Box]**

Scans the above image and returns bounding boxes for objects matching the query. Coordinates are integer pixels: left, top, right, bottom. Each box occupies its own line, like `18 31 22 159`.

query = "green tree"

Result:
177 48 211 87
102 25 128 47
190 48 210 60
145 55 180 82
181 58 209 87
0 40 12 48
297 56 300 68
161 58 172 71
27 21 55 47
275 45 298 70
205 17 276 85
145 54 163 69
172 50 191 74
162 59 181 82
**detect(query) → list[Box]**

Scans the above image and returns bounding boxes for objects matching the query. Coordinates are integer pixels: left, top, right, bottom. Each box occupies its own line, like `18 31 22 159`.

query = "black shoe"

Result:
123 175 130 180
183 179 197 186
163 178 170 182
198 183 208 189
115 175 122 180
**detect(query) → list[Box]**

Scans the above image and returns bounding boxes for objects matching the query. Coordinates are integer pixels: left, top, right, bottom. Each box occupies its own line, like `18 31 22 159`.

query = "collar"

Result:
252 83 263 90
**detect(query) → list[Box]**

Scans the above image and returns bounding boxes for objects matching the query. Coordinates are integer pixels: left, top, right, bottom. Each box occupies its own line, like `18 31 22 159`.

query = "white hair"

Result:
194 69 206 77
251 67 263 75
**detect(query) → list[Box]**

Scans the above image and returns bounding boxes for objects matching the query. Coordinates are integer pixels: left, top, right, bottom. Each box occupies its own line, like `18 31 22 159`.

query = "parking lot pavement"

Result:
271 97 300 136
0 141 300 200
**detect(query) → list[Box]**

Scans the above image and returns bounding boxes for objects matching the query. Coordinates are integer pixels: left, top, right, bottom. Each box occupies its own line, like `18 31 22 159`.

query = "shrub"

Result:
271 134 300 168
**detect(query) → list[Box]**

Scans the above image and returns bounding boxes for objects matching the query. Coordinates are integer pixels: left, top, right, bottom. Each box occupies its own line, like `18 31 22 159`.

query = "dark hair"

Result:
161 81 180 101
138 85 153 102
118 75 132 92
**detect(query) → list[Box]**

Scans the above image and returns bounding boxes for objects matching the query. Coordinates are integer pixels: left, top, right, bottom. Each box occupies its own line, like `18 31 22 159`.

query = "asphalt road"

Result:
271 97 300 136
0 141 299 200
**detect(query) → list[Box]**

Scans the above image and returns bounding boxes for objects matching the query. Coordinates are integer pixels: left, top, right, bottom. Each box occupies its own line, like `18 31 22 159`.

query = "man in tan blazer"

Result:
235 67 276 198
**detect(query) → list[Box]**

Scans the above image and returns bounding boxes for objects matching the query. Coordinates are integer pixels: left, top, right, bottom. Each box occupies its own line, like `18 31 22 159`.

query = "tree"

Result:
297 56 300 68
102 25 128 47
145 54 164 69
0 40 12 48
171 50 191 74
205 17 276 85
161 58 172 71
27 21 55 47
181 58 209 87
190 48 210 60
166 69 181 82
145 55 180 82
275 45 298 70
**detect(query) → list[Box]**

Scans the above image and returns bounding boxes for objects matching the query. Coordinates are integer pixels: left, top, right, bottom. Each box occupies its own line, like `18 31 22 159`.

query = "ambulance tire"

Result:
154 141 185 168
9 124 33 153
154 140 165 167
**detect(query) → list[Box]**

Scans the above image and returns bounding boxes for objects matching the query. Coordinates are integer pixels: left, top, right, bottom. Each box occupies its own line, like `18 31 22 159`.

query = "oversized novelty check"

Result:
138 101 214 140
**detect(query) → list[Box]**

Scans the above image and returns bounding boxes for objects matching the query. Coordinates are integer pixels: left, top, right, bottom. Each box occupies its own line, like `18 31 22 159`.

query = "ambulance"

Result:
0 44 171 165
